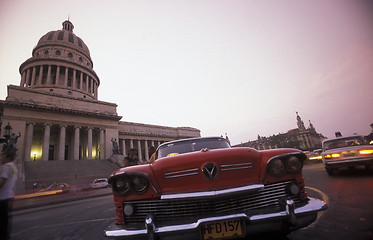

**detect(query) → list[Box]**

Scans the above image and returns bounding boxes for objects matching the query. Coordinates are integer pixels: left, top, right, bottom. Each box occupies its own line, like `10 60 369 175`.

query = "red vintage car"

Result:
105 137 327 239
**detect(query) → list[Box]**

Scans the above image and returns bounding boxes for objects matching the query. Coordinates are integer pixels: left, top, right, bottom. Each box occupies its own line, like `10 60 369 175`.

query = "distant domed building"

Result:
0 20 200 188
234 112 325 151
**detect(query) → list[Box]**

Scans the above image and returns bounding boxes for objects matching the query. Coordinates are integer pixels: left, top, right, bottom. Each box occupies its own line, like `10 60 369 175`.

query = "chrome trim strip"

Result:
221 162 253 171
105 197 327 237
160 184 264 200
221 163 252 167
165 172 199 178
165 168 199 176
164 168 199 178
221 166 252 171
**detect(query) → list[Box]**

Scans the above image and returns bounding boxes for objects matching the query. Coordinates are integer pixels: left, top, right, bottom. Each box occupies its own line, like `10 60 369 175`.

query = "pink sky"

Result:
0 0 372 144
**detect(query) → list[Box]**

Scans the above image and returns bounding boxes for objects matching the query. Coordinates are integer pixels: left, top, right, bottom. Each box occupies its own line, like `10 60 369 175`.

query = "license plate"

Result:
201 219 244 240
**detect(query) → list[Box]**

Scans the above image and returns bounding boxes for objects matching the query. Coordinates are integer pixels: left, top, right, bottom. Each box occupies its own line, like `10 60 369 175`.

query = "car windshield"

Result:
158 138 230 158
323 136 366 151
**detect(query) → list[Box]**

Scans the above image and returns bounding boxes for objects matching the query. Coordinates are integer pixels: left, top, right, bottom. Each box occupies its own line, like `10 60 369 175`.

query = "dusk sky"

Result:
1 0 372 145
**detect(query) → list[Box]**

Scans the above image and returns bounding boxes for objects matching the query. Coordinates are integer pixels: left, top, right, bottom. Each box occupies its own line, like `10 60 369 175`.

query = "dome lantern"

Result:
62 20 74 32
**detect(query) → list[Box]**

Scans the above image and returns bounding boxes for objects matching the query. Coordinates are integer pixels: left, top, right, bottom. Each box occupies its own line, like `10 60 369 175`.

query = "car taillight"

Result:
324 153 341 159
359 149 373 155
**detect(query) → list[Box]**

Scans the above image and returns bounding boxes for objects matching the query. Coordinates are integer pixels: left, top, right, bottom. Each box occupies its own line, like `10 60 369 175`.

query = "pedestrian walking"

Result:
0 147 18 240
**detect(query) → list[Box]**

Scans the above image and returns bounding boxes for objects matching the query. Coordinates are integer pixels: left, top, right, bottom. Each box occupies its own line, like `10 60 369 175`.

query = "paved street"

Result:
11 162 373 240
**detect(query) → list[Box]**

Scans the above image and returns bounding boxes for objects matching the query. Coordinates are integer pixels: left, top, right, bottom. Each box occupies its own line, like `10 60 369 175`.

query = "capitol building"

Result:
0 20 200 188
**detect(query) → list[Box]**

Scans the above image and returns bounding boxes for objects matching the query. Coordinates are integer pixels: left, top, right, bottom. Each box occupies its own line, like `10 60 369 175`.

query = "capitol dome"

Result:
35 21 91 61
19 20 100 100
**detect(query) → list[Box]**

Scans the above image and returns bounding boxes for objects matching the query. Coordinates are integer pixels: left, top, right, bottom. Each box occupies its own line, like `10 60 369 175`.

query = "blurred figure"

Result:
0 147 18 240
123 148 139 166
148 146 156 162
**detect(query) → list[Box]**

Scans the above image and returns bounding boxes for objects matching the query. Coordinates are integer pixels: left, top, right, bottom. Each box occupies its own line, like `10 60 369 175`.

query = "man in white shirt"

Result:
0 148 17 240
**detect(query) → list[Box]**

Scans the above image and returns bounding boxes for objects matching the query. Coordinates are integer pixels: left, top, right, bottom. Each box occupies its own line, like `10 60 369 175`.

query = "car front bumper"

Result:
105 197 327 239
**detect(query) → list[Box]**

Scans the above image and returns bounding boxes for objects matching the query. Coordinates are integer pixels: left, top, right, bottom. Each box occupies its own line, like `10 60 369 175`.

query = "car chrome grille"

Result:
123 180 300 224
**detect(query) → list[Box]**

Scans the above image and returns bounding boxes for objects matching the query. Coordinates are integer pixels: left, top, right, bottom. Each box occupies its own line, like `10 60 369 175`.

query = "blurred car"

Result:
39 183 69 193
307 149 323 160
91 178 109 189
105 137 327 239
322 135 373 176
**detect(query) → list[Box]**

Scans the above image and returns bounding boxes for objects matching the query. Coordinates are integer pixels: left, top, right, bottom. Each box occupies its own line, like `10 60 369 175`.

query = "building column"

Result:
21 70 26 87
58 125 66 160
79 72 83 90
31 67 36 87
64 67 68 86
144 140 149 161
87 127 93 159
137 140 142 161
25 69 31 87
38 65 43 85
73 70 77 89
122 139 127 157
93 82 96 96
151 141 155 147
99 128 105 159
24 122 34 161
56 66 60 85
46 65 52 85
42 124 51 161
86 76 89 92
73 126 80 160
130 139 134 149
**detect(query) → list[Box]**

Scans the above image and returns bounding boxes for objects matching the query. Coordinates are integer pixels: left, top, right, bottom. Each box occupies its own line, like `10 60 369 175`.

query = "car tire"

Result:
325 167 335 176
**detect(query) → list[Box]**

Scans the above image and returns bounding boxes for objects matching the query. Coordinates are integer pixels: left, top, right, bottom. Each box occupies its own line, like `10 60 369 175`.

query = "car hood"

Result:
150 147 262 194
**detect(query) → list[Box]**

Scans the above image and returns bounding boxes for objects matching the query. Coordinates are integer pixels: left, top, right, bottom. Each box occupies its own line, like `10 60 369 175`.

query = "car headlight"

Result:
130 176 149 193
286 156 302 173
113 178 130 195
268 158 286 176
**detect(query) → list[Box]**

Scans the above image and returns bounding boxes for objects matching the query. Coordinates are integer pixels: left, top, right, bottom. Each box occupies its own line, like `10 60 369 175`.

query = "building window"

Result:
68 91 72 95
79 57 83 62
77 38 83 48
47 32 54 40
44 50 49 55
57 31 64 40
68 53 73 58
68 33 74 43
55 50 61 56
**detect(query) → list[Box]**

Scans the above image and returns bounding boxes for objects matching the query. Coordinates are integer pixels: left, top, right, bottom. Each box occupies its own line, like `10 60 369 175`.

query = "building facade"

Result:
234 112 325 151
0 20 200 165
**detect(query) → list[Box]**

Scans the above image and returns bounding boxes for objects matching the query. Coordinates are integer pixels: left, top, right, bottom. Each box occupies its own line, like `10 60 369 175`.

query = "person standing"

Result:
0 147 17 240
123 148 139 166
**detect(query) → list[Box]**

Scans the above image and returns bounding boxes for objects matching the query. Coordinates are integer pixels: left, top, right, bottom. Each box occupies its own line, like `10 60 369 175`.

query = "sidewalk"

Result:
13 187 112 211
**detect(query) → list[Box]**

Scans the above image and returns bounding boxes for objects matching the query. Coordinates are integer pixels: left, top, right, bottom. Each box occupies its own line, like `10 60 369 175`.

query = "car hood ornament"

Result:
203 163 218 179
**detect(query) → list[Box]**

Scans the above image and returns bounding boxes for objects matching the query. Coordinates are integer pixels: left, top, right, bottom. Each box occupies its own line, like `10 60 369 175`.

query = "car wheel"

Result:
325 167 335 176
